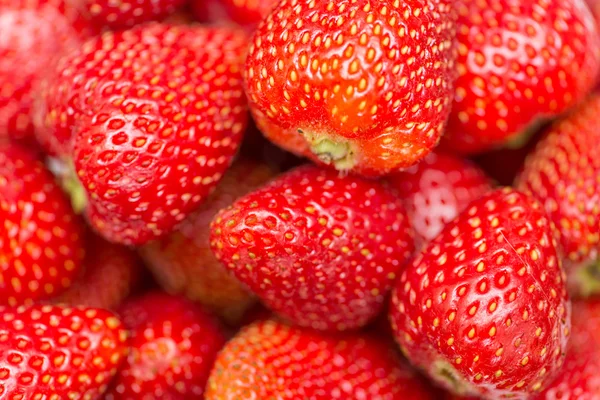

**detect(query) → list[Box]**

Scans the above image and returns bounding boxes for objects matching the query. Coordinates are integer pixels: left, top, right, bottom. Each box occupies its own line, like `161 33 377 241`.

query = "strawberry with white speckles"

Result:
206 319 440 399
244 0 457 176
516 96 600 298
34 24 249 245
82 0 187 28
106 292 226 399
389 188 570 399
442 0 600 154
0 142 86 306
388 151 493 249
0 304 128 399
210 165 414 331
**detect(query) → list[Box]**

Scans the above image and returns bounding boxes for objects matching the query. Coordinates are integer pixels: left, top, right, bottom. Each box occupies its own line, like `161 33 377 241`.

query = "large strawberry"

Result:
516 96 600 297
0 304 128 399
106 292 226 399
34 24 249 245
210 165 414 331
0 0 94 141
81 0 186 28
140 159 275 324
388 151 492 248
206 319 440 399
442 0 600 154
0 142 85 306
389 188 570 399
244 0 457 176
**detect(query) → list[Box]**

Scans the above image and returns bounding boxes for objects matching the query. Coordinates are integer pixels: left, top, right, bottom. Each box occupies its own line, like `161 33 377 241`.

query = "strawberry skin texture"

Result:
516 96 600 297
442 0 600 155
206 319 439 400
0 304 128 399
210 165 414 330
244 0 457 176
106 292 226 399
389 188 570 399
192 0 276 31
56 235 142 310
388 151 493 248
0 0 93 141
35 24 249 245
0 143 85 306
140 159 275 324
82 0 187 28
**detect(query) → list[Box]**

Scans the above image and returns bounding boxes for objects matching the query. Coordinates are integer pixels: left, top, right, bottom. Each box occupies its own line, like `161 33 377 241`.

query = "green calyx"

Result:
49 157 88 214
573 258 600 298
431 360 477 397
300 130 356 171
505 117 550 149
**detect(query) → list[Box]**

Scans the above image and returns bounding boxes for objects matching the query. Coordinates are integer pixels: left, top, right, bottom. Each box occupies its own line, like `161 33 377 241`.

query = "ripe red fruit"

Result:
0 0 94 141
516 96 600 297
0 304 128 399
34 24 249 245
192 0 276 31
106 292 226 399
389 188 570 399
206 319 440 399
388 151 492 248
56 235 143 310
244 0 457 176
587 0 600 30
210 164 414 331
442 0 600 154
0 143 85 306
140 159 276 324
81 0 186 28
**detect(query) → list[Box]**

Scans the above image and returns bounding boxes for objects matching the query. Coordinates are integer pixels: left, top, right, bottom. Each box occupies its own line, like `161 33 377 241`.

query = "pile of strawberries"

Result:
2 0 600 398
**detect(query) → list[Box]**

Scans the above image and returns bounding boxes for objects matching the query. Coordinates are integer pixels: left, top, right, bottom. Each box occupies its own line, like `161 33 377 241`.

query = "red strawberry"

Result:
106 292 226 399
0 304 128 399
206 319 440 399
140 159 275 324
34 24 249 245
244 0 457 176
192 0 276 31
0 142 85 306
388 151 492 248
81 0 186 28
0 0 94 141
441 0 600 154
516 96 600 297
56 235 143 310
210 164 414 331
587 0 600 30
389 188 570 399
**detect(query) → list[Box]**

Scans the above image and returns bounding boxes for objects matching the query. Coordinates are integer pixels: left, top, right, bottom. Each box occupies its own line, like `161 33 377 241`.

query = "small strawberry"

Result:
0 0 94 141
442 0 600 154
34 23 249 244
81 0 187 28
516 96 600 297
0 142 85 306
388 151 492 248
389 188 570 399
140 159 275 324
244 0 457 176
0 304 128 399
206 319 440 400
106 292 226 399
210 164 414 331
56 235 143 310
192 0 276 31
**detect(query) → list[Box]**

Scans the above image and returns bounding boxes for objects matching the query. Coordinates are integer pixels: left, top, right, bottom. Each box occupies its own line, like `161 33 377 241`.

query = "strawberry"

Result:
441 0 600 155
389 188 570 399
56 235 143 310
0 142 85 306
587 0 600 31
192 0 276 31
243 0 457 176
81 0 187 28
206 319 440 399
0 304 128 399
388 151 492 248
34 23 249 245
210 164 414 331
140 159 275 324
106 292 226 399
516 96 600 297
0 0 94 141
